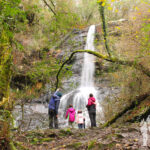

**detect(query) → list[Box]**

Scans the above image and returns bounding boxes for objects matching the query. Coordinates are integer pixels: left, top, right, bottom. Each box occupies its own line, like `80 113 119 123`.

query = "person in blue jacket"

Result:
48 88 62 129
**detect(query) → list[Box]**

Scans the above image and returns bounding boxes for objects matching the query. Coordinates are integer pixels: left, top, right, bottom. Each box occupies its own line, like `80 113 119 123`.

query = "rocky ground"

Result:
14 123 150 150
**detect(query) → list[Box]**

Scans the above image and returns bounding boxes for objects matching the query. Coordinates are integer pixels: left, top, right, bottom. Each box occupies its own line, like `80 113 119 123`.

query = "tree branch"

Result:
55 50 150 90
42 0 56 16
103 92 150 127
49 0 55 9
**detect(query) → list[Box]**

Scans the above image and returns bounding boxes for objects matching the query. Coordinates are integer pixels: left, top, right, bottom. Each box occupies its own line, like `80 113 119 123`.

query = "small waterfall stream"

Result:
58 25 103 128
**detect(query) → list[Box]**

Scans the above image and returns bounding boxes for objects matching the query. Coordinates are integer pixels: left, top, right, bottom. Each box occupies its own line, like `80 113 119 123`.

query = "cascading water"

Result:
58 25 103 128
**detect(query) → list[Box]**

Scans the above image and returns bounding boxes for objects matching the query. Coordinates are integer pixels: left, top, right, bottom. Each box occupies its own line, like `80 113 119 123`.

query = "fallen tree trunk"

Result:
127 105 150 122
55 50 150 90
103 92 150 127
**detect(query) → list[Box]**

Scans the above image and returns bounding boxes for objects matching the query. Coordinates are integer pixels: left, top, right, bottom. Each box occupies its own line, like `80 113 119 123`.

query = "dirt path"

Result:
14 123 150 150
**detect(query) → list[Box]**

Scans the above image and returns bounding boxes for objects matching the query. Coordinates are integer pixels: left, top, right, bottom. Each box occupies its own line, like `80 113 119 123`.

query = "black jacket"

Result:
87 104 96 113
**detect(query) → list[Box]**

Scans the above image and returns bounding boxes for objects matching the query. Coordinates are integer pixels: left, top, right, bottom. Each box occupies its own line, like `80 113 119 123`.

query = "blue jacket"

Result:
49 96 55 110
49 91 62 115
53 91 62 115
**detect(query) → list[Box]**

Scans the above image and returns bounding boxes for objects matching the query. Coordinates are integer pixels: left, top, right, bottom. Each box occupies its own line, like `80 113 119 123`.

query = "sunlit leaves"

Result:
135 6 139 11
97 0 106 7
108 6 112 10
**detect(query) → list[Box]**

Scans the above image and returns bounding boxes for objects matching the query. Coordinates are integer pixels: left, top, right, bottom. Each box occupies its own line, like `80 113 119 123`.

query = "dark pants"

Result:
78 124 83 129
49 109 58 129
89 112 96 127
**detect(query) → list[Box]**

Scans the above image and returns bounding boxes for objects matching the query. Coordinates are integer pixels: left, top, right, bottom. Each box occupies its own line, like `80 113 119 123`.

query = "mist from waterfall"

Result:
58 25 102 128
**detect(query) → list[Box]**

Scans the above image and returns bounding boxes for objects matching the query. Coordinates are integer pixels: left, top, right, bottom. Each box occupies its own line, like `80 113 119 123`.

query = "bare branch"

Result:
49 0 55 9
42 0 56 16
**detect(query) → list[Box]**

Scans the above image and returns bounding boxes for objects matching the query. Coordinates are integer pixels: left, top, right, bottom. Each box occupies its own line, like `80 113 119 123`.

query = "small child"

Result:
76 110 85 129
65 104 76 128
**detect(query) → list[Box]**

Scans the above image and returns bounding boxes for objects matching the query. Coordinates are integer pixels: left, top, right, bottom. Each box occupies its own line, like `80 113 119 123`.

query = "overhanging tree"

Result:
55 0 150 90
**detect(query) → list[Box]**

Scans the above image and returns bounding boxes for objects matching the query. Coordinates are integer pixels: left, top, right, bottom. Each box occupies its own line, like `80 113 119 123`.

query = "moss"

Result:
25 131 55 145
88 140 96 150
41 138 53 142
67 142 82 149
99 142 116 149
14 141 29 150
59 128 73 136
9 142 17 150
31 138 39 144
77 132 86 137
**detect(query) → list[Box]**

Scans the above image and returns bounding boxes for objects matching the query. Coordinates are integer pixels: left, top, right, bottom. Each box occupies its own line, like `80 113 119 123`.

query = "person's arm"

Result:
65 109 69 119
88 98 91 105
53 92 60 99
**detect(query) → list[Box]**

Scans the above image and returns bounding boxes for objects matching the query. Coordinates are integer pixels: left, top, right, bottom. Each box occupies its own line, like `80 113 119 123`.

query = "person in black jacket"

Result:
86 93 96 128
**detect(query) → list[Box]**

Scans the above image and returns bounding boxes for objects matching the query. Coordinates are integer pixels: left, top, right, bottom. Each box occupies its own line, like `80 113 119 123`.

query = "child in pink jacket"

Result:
65 104 76 128
76 110 85 129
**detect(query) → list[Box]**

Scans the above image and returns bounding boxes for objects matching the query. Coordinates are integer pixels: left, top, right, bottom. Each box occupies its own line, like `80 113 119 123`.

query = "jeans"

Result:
78 124 83 129
89 112 96 127
49 110 58 129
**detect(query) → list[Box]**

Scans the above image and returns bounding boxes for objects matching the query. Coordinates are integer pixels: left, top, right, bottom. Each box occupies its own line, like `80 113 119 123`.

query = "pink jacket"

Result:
88 97 96 106
65 107 76 122
76 113 84 124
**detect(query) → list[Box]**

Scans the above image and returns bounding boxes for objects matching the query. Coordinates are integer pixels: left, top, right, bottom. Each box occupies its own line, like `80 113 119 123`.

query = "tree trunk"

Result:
103 92 150 127
0 31 13 150
0 31 12 107
99 3 111 58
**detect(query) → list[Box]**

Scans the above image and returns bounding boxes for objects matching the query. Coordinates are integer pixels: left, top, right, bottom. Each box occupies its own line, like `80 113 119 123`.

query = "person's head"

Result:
56 88 60 92
89 93 93 97
56 91 62 97
77 110 82 114
69 104 73 108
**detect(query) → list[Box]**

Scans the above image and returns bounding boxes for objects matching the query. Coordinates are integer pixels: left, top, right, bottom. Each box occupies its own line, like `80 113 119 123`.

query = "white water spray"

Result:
58 25 102 128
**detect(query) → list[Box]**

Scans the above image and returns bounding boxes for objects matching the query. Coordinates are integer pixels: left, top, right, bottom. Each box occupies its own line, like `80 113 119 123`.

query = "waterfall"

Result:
81 25 95 87
58 25 103 128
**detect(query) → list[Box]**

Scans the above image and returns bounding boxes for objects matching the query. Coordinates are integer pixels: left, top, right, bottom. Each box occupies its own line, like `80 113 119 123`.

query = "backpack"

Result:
68 110 76 122
49 96 55 110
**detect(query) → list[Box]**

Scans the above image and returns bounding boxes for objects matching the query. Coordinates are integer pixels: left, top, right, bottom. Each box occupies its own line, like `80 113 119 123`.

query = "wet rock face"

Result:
13 104 49 131
57 30 86 92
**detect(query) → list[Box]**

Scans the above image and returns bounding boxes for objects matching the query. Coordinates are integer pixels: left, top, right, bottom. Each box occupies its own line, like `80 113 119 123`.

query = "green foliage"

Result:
88 140 96 150
0 0 25 34
140 22 150 54
0 0 26 100
75 0 99 24
49 4 80 44
26 54 72 88
105 0 142 21
59 128 73 136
